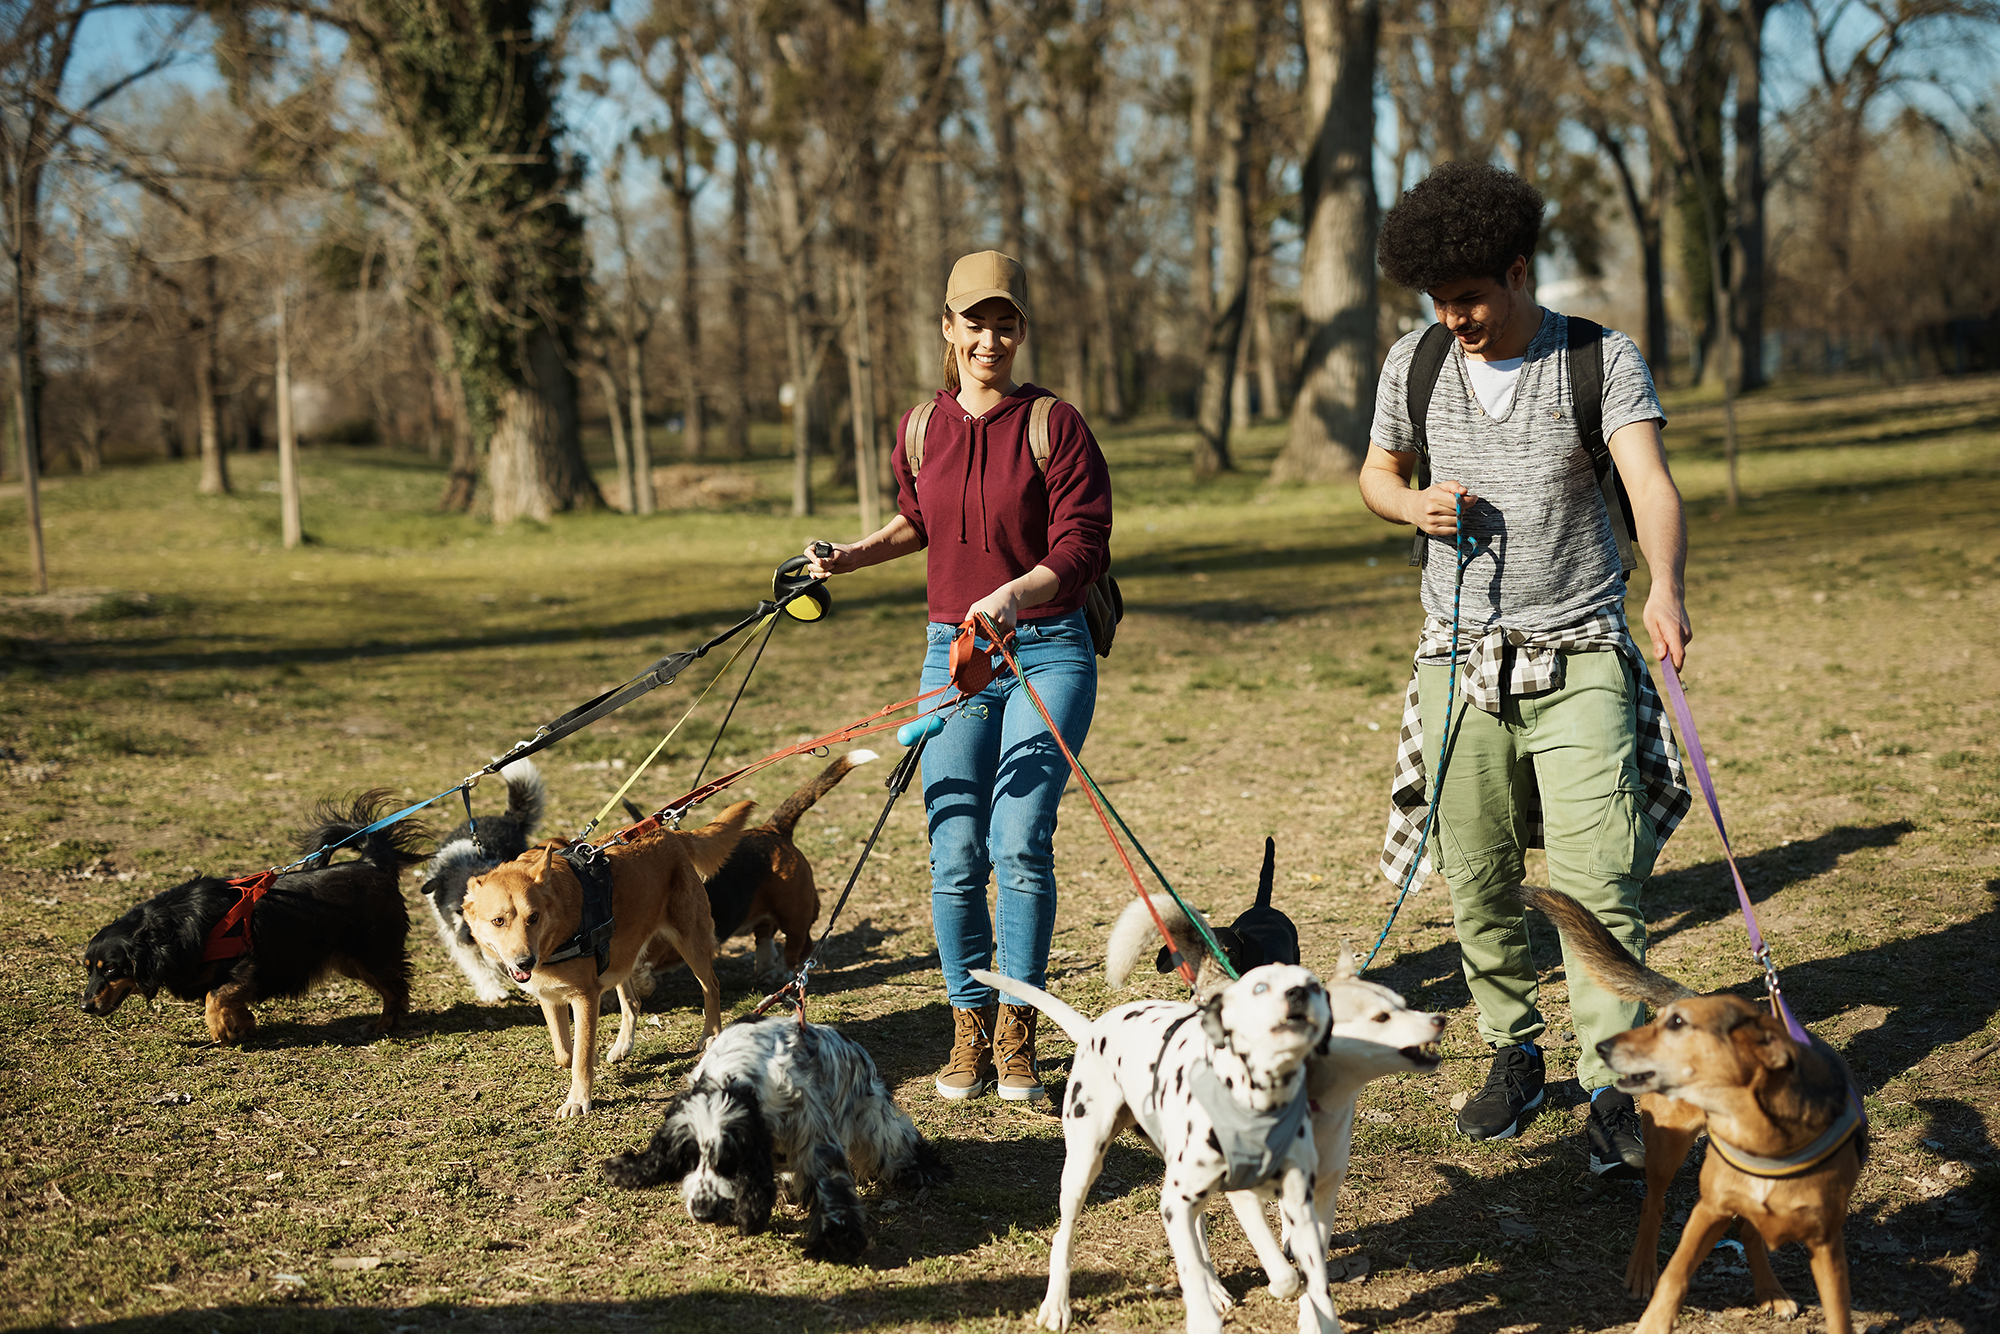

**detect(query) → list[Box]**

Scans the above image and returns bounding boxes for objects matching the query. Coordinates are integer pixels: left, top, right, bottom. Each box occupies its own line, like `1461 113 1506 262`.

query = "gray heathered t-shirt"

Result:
1372 311 1665 635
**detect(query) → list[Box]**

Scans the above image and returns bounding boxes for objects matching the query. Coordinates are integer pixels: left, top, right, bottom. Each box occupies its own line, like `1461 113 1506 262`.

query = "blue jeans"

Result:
920 610 1098 1010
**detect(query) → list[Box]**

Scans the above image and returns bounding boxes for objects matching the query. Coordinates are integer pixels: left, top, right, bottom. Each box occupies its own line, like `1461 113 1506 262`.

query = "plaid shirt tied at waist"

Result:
1378 606 1692 887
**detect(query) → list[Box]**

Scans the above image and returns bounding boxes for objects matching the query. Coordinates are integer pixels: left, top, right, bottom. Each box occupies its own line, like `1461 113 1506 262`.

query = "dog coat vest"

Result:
202 871 277 963
1187 1061 1313 1192
543 844 616 974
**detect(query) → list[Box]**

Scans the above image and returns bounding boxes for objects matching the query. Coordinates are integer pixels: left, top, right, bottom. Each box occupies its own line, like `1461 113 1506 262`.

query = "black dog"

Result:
80 793 429 1042
1105 837 1301 998
418 760 545 1002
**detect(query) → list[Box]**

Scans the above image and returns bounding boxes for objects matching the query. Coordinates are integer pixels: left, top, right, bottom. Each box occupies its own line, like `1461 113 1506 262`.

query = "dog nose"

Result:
1595 1038 1617 1059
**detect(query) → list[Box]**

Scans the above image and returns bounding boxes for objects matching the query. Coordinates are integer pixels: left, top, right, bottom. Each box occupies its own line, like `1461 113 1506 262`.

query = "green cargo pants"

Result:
1418 649 1658 1091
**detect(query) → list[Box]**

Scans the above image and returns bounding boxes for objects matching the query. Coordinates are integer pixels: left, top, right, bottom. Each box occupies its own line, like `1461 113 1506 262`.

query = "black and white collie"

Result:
417 760 544 1002
602 1015 952 1260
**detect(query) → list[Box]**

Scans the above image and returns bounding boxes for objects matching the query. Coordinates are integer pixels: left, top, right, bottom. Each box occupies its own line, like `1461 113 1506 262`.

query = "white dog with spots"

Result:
972 964 1340 1334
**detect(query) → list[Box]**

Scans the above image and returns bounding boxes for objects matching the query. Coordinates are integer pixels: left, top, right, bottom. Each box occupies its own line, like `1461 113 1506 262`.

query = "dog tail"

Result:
1105 894 1213 989
1514 886 1694 1008
299 790 431 871
1256 836 1275 910
680 800 758 880
767 750 879 838
969 969 1093 1047
498 759 546 835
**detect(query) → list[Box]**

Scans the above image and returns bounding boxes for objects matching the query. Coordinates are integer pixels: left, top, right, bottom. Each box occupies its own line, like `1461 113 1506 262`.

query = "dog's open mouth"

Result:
1400 1041 1443 1069
511 966 534 983
1614 1070 1657 1092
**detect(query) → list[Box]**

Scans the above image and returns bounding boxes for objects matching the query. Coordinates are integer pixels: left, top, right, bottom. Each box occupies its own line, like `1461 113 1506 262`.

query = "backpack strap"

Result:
902 400 939 479
1028 395 1055 471
1566 317 1638 574
1405 323 1454 568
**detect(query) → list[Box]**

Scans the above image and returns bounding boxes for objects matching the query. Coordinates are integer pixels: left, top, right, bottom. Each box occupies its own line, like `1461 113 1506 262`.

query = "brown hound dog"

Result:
1520 887 1866 1334
463 802 753 1117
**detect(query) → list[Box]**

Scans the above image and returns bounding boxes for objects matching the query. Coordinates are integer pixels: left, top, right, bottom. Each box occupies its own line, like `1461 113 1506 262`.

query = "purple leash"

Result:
1656 656 1814 1046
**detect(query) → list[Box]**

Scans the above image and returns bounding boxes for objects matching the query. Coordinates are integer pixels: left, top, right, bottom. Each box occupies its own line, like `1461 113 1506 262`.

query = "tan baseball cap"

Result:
945 250 1029 319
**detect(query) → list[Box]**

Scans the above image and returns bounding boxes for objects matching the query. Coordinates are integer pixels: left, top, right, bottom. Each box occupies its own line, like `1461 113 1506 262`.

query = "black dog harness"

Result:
541 843 616 975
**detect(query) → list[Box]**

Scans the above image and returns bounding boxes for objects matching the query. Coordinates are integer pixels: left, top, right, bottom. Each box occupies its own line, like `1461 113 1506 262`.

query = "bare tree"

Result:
1193 0 1260 476
1274 0 1378 482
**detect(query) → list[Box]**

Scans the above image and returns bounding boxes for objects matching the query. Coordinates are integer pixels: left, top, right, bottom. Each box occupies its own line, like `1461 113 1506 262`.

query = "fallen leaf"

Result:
147 1092 192 1106
328 1257 382 1271
272 1273 305 1288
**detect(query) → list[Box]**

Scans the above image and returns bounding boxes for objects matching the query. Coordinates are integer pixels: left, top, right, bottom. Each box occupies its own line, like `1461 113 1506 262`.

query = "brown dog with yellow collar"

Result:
1520 887 1866 1334
463 802 754 1117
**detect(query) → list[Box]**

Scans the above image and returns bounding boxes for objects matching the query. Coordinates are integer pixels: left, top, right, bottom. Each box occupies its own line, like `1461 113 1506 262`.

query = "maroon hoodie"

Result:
893 385 1113 625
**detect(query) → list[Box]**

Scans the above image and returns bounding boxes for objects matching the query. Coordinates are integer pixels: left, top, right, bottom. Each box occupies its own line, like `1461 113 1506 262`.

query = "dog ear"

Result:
1729 1009 1795 1071
1198 992 1230 1049
1332 942 1358 980
1155 944 1175 975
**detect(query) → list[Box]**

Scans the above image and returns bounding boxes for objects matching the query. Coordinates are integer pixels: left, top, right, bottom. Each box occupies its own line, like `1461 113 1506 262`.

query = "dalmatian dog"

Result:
971 964 1341 1334
1110 905 1447 1309
1221 952 1447 1307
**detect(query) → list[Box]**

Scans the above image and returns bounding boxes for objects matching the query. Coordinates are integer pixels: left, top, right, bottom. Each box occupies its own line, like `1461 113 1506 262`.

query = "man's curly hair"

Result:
1378 161 1545 293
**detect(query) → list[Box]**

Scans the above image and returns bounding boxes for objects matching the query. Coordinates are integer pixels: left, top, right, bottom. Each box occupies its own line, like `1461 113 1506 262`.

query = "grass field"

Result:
2 374 1997 1334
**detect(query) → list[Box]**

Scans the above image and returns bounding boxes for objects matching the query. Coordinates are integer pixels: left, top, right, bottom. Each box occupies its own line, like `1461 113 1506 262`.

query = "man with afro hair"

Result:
1359 161 1693 1179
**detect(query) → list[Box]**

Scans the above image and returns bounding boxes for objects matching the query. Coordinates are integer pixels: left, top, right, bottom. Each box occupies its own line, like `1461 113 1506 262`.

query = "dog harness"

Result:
1706 1097 1865 1180
1188 1062 1313 1192
1149 1011 1313 1192
202 871 277 963
541 843 616 975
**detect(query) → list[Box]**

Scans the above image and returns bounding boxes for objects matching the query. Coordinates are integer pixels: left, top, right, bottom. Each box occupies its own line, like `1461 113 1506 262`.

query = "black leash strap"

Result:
480 578 823 778
753 730 934 1018
690 612 782 792
544 842 617 975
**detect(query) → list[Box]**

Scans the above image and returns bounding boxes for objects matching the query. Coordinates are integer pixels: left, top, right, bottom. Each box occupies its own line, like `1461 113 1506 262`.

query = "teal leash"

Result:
1362 496 1469 971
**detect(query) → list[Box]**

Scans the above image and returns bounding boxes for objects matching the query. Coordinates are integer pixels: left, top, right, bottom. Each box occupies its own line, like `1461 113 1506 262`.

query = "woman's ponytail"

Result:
940 306 961 393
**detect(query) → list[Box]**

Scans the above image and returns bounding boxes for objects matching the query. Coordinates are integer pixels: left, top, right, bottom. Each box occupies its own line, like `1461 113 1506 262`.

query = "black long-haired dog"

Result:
602 1015 951 1261
418 760 545 1002
80 793 429 1043
1105 836 1301 999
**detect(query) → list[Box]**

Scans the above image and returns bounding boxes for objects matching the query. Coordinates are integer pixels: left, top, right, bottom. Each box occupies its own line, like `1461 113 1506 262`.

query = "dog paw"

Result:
1206 1277 1236 1313
556 1098 591 1119
1755 1294 1801 1320
1266 1270 1302 1302
1035 1297 1073 1332
606 1036 633 1064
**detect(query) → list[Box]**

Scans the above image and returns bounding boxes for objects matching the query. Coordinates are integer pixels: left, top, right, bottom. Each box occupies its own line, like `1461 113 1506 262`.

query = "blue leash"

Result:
1362 496 1469 971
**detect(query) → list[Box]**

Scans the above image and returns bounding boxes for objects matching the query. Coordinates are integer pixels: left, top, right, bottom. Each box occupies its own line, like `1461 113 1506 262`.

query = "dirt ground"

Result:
2 377 1997 1333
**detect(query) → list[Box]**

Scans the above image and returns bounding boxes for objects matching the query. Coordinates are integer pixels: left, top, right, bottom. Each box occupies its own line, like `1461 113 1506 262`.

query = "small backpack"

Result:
902 394 1124 658
1403 316 1638 573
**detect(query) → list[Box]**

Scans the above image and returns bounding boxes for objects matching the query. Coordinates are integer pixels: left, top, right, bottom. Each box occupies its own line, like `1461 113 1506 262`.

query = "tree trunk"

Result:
1188 0 1217 332
440 361 479 512
11 345 46 596
1597 123 1672 381
594 360 634 511
626 335 655 514
675 181 706 459
906 0 948 404
1275 0 1379 483
1061 199 1089 406
195 254 229 496
976 0 1035 385
1195 0 1255 477
773 139 819 518
727 42 754 458
1724 0 1769 391
275 284 302 549
1252 248 1282 418
845 254 883 533
488 327 599 525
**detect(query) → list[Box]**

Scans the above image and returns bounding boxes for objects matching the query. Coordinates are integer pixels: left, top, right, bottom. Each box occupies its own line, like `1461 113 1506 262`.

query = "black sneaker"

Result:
1456 1044 1546 1140
1587 1088 1646 1179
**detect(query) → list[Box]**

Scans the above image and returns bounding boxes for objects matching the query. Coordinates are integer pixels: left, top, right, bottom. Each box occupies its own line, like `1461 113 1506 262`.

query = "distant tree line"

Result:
3 0 1997 556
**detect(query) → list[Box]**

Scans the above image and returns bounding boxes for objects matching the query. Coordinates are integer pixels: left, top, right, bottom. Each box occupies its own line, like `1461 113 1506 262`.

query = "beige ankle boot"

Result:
995 1002 1045 1102
936 1003 997 1100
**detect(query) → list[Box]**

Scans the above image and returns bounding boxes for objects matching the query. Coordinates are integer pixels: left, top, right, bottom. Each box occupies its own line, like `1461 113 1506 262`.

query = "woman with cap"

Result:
802 250 1112 1102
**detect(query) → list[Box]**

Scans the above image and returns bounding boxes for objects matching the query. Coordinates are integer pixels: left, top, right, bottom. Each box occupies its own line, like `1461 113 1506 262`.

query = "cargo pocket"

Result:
1589 785 1658 882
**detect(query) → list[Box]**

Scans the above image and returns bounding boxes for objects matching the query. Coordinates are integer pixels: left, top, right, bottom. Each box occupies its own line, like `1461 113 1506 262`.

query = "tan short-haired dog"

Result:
1520 887 1866 1334
464 802 753 1117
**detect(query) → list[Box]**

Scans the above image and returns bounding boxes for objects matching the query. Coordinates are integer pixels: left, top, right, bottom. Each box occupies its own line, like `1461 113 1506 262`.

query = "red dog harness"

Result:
203 871 277 962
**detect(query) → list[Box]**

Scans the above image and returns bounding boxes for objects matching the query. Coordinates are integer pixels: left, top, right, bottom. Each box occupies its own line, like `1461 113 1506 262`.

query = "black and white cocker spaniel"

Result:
602 1015 951 1260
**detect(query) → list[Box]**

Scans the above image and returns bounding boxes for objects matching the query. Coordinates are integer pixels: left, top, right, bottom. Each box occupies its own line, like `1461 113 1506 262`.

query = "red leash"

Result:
973 614 1198 990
